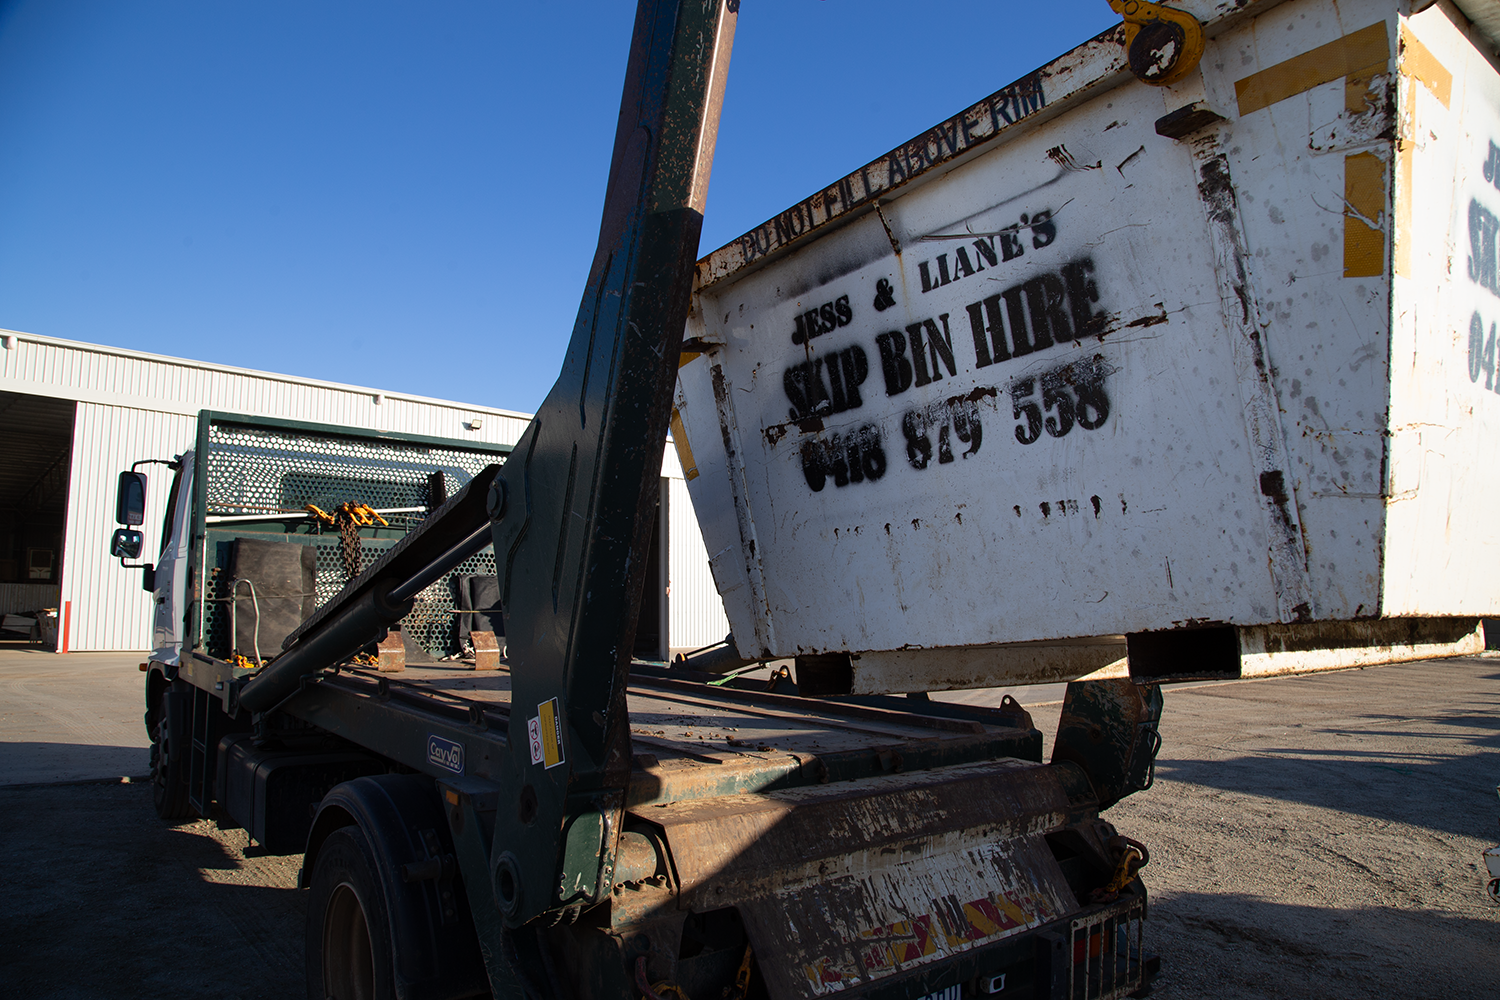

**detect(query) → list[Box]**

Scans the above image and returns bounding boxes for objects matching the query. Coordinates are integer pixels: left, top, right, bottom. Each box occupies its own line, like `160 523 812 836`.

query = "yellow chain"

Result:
304 502 390 578
726 944 754 1000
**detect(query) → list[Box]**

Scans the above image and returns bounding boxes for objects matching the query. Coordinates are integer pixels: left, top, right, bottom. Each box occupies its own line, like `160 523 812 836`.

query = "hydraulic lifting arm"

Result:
483 0 737 927
237 0 737 929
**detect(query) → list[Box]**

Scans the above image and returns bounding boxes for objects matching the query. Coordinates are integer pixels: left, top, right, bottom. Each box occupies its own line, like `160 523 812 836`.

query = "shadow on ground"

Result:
1151 708 1500 839
1145 892 1496 999
0 783 304 1000
0 742 149 787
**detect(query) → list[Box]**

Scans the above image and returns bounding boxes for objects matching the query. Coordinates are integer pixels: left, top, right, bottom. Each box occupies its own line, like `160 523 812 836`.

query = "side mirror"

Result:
111 528 144 560
141 565 156 592
116 472 147 526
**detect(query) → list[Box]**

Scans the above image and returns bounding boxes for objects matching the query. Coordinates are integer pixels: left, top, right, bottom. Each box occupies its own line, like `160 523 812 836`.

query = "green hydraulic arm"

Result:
236 0 738 935
484 0 737 927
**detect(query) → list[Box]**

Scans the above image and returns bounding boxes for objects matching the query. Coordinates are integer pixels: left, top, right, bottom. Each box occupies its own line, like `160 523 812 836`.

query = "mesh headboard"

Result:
200 419 507 659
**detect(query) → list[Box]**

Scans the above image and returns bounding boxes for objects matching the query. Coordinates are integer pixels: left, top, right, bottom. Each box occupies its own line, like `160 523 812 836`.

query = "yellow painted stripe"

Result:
1343 151 1386 278
1344 58 1389 115
669 408 699 482
1400 26 1452 106
1391 29 1451 276
1235 22 1390 116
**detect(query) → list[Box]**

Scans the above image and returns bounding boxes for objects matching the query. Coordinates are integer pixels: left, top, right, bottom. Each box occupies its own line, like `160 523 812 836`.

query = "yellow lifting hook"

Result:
304 501 390 528
1088 835 1151 904
1108 1 1205 87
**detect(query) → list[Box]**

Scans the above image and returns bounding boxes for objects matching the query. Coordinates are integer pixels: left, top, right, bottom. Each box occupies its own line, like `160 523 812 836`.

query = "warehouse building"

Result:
0 329 728 655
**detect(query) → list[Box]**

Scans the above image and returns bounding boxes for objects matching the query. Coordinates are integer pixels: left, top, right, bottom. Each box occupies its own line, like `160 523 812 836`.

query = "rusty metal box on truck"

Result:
673 0 1500 695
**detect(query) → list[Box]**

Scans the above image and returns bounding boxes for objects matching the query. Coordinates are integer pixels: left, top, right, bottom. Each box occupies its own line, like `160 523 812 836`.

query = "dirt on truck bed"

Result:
0 656 1496 999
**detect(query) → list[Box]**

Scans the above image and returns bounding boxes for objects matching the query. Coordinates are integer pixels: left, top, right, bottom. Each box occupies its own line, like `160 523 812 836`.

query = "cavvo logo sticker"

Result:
427 735 464 775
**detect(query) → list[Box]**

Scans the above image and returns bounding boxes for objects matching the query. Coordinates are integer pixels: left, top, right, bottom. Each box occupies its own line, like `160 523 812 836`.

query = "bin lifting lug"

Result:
1109 0 1205 86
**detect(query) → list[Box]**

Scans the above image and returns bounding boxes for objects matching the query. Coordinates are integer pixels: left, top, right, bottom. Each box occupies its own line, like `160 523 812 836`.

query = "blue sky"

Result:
0 1 1118 413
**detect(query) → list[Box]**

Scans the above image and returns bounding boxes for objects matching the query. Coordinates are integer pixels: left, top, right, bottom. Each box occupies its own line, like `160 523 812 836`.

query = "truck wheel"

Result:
150 714 191 821
306 825 396 1000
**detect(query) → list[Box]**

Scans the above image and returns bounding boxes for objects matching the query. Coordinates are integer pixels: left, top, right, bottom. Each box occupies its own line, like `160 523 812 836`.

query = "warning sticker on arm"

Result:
527 697 565 769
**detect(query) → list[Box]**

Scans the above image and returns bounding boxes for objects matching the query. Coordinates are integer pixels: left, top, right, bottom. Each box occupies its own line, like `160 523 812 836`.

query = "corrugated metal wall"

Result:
63 403 197 651
667 474 730 654
0 584 60 616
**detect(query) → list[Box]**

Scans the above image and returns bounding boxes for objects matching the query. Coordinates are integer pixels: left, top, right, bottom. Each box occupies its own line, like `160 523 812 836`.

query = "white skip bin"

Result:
672 0 1500 693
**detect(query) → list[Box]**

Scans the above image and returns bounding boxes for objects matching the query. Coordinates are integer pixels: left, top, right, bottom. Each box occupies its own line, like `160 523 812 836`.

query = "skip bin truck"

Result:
109 1 1500 998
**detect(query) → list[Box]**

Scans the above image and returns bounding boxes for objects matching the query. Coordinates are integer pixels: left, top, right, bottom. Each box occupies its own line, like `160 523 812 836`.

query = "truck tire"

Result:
306 825 397 1000
150 714 191 822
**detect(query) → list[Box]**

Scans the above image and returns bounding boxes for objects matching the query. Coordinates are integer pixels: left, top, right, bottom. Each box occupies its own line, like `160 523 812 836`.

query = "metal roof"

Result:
0 327 534 421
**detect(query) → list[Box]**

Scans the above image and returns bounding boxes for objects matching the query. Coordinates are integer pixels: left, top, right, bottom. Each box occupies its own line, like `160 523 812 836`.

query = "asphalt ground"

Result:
1102 658 1499 999
0 649 1495 998
0 645 149 786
